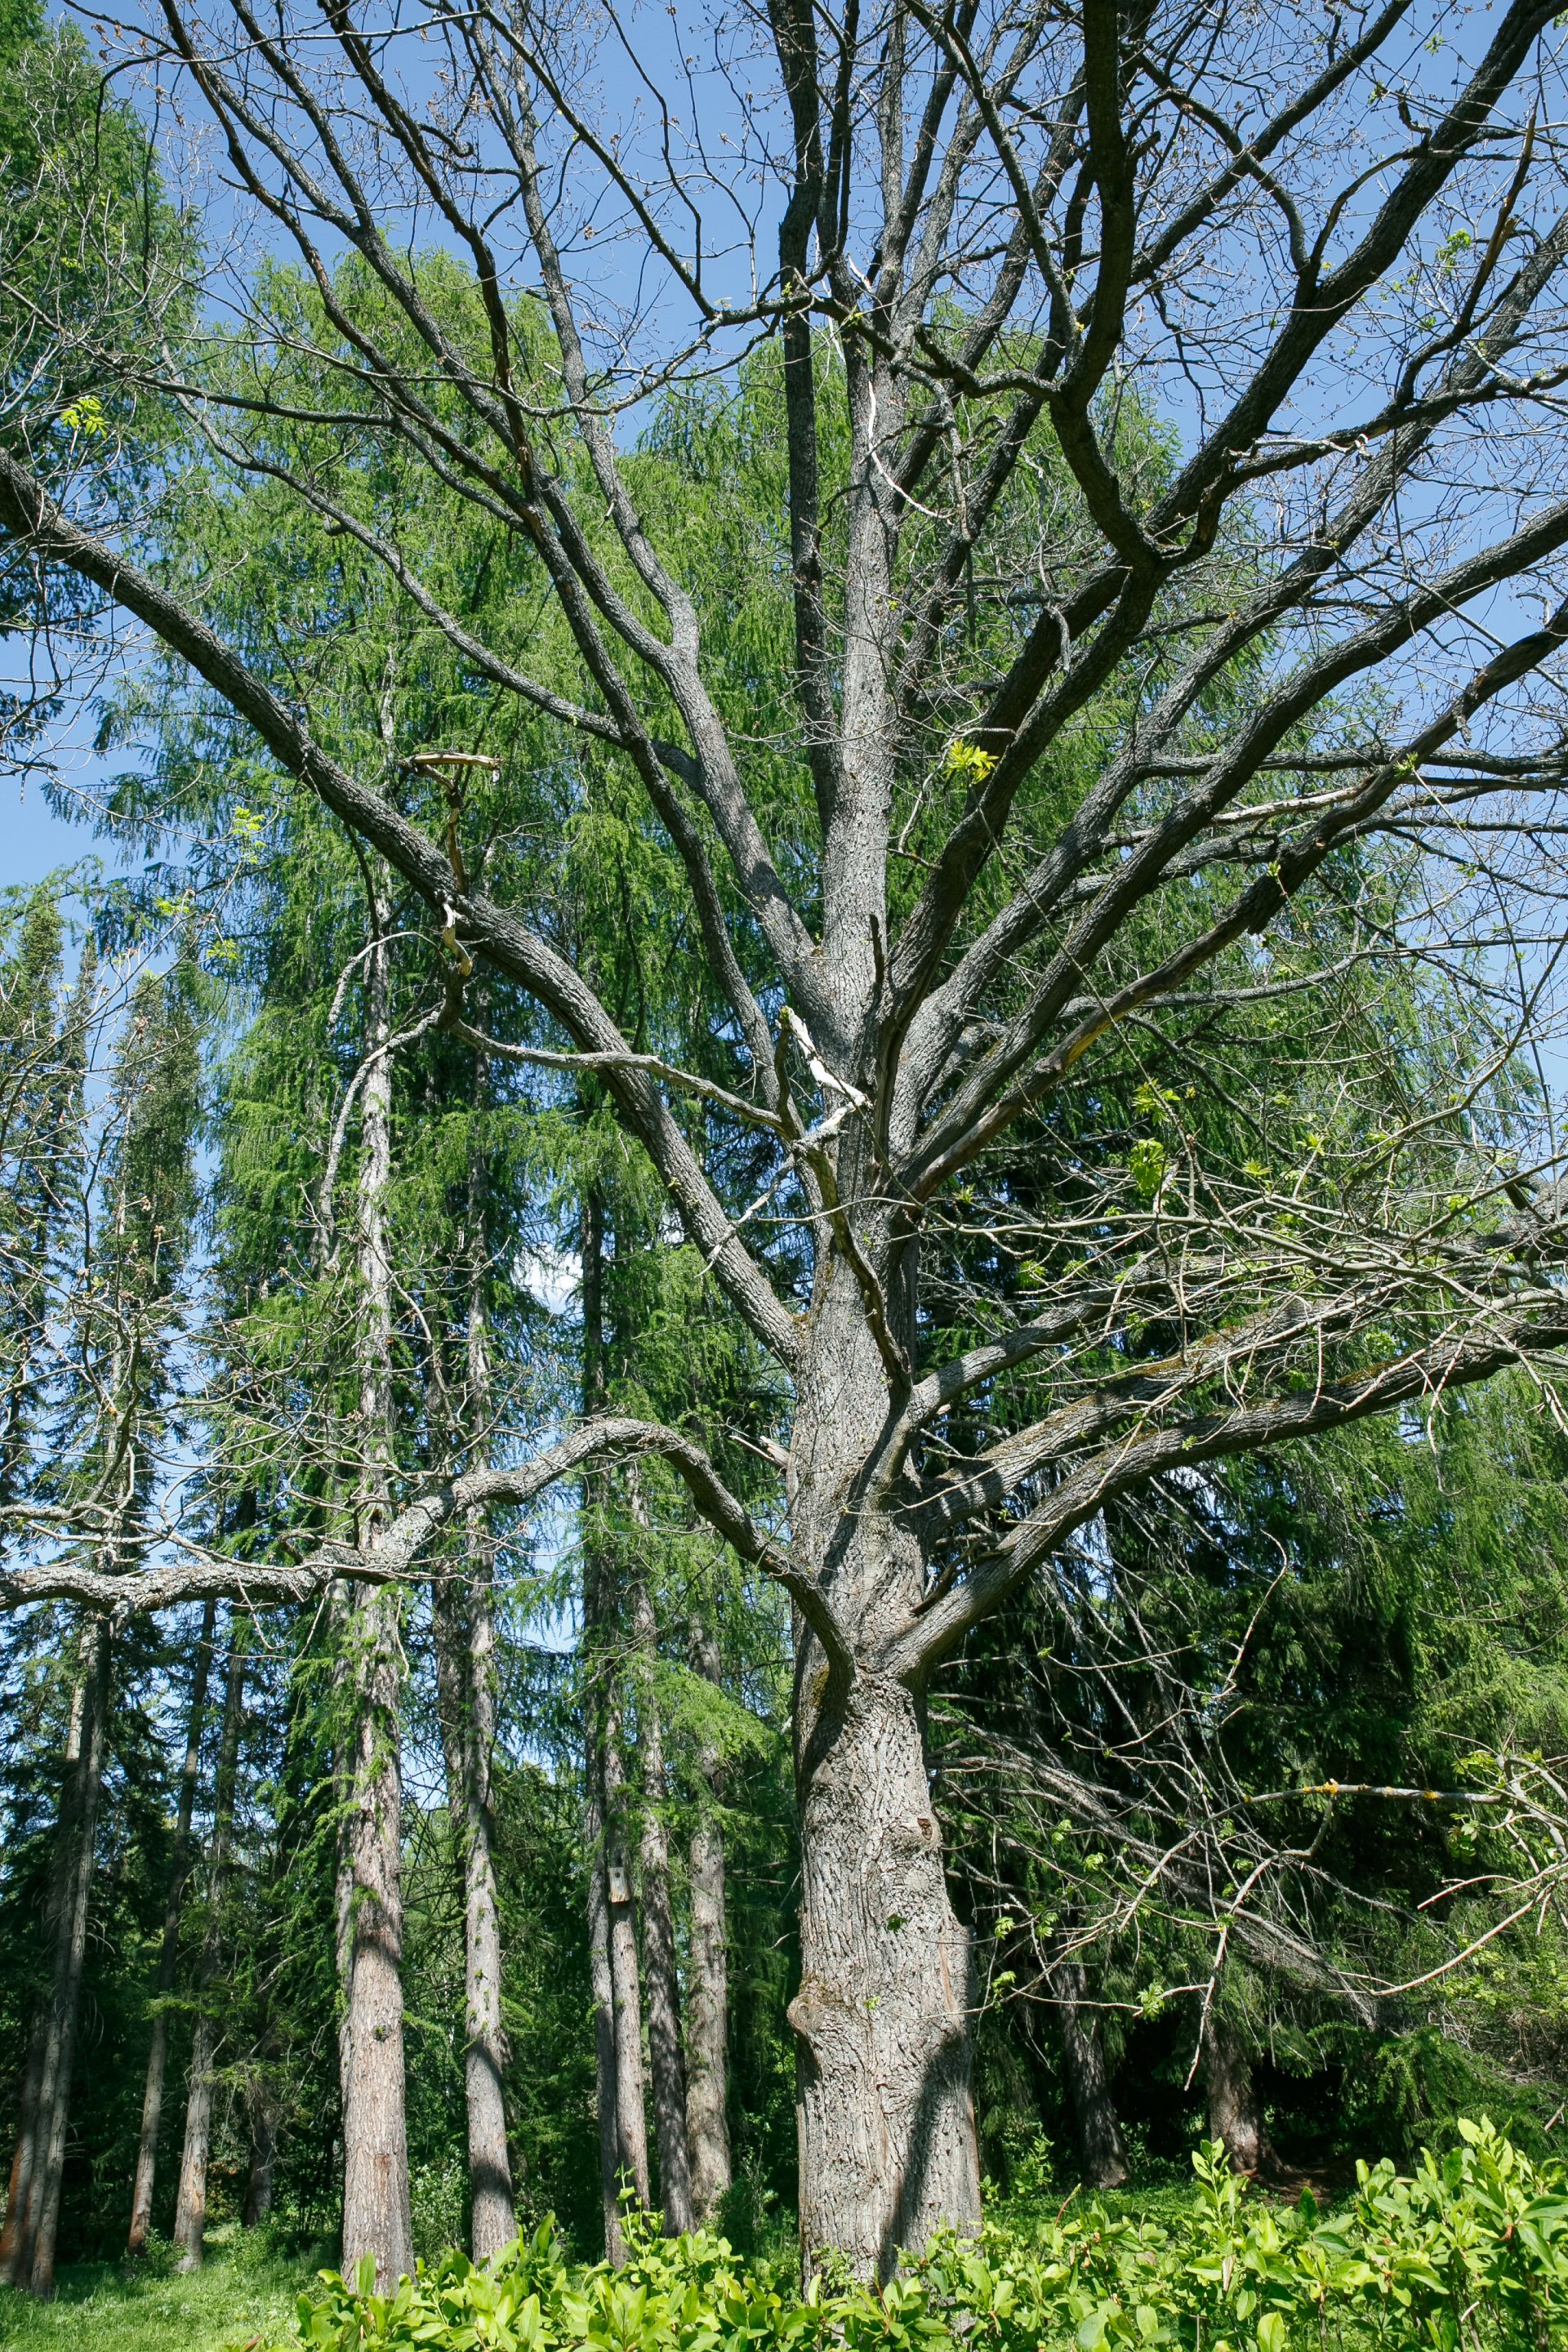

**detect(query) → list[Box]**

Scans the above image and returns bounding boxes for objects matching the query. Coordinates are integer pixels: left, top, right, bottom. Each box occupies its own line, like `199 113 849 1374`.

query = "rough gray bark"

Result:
439 1137 516 2263
336 910 414 2292
629 1565 693 2234
584 1771 629 2265
433 1556 514 2261
578 1188 648 2241
1202 2009 1267 2176
7 1617 110 2296
790 1270 981 2281
127 1598 217 2256
604 1693 651 2207
1050 1961 1128 2190
337 1592 413 2289
172 1622 247 2269
684 1619 730 2225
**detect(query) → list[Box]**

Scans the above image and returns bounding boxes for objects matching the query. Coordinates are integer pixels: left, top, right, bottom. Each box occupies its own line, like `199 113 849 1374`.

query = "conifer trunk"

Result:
584 1766 628 2264
336 910 414 2291
243 2092 277 2228
578 1187 647 2243
604 1691 650 2205
1 1661 88 2287
430 1137 515 2263
172 1623 247 2268
1050 1962 1128 2189
685 1619 730 2225
630 1566 692 2234
433 1559 514 2259
0 2015 47 2283
5 1617 111 2296
579 1189 624 2265
127 1600 217 2255
1202 2011 1267 2176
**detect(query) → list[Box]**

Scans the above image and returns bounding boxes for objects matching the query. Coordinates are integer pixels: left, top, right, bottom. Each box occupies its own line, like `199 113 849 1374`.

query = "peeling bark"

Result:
127 1599 217 2256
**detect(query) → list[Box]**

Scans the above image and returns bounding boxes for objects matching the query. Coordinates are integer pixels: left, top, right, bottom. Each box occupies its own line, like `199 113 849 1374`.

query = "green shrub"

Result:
267 2118 1568 2352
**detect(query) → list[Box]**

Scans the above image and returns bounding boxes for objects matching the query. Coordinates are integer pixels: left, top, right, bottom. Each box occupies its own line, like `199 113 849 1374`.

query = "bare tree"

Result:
11 0 1568 2282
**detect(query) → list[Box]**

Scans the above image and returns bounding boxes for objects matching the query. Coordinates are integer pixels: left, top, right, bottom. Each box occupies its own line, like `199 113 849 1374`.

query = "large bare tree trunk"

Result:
1050 1961 1128 2190
685 1619 730 2225
6 1617 111 2296
629 1566 692 2234
172 1622 247 2268
127 1600 217 2255
791 1267 981 2281
1202 2010 1267 2176
335 907 414 2291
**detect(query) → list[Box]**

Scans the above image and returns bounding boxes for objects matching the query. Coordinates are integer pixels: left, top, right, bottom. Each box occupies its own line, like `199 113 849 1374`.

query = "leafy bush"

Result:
269 2118 1568 2352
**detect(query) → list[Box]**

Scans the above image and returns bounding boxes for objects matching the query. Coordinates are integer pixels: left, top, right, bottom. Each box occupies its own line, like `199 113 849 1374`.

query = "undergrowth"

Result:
275 2118 1568 2351
2 2120 1564 2350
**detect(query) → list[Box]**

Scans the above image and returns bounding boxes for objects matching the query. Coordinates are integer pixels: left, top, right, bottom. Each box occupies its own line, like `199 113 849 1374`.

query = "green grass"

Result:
0 2224 326 2351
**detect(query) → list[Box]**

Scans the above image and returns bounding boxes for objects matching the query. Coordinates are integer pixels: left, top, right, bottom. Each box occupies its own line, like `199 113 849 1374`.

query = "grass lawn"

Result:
0 2225 327 2351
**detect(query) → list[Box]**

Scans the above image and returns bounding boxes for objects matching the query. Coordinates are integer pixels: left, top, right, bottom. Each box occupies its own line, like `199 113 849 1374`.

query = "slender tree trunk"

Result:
127 1600 217 2255
172 1623 247 2269
578 1187 647 2245
1202 2010 1267 2176
685 1619 730 2225
433 1566 514 2260
10 1617 111 2296
0 1691 82 2293
1050 1961 1128 2189
604 1690 650 2205
243 2091 278 2228
0 2015 47 2283
336 909 413 2291
584 1766 627 2264
629 1564 692 2234
430 1134 514 2262
791 1262 981 2281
